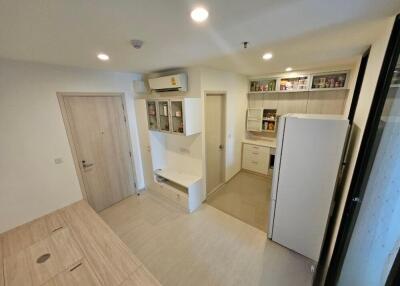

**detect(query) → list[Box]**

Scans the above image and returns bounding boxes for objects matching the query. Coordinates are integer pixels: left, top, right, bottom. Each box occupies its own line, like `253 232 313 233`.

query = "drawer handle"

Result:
252 161 258 164
70 262 83 272
252 152 259 155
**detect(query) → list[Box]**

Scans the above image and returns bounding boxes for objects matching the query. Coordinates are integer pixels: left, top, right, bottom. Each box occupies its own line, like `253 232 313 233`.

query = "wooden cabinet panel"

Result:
4 227 83 286
2 201 160 286
47 259 102 286
306 90 347 114
277 92 308 116
3 248 32 286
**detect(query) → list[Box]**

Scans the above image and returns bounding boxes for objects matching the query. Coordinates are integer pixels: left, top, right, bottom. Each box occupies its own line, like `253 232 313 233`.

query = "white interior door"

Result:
63 95 136 212
205 94 225 194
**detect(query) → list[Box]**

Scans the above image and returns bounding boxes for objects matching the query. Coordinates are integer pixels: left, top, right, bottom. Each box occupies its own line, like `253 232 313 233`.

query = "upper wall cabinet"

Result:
249 78 277 93
279 75 309 92
310 71 349 91
146 98 201 136
248 70 350 94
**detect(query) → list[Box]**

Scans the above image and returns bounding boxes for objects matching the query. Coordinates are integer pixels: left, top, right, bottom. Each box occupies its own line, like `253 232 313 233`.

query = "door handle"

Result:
82 160 94 168
219 144 224 150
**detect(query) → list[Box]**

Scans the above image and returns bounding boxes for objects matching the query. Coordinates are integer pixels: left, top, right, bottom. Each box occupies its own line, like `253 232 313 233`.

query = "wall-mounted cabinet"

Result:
146 101 158 130
249 78 277 92
146 98 201 136
279 76 309 91
248 70 350 94
310 71 349 90
247 108 277 133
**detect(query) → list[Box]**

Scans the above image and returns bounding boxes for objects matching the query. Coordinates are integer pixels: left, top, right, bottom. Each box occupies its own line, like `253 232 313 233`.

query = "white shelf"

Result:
310 87 350 92
155 169 201 188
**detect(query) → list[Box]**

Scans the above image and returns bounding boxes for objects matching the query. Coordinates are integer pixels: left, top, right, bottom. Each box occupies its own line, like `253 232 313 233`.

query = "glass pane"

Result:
147 101 158 130
338 62 400 285
171 101 184 134
158 101 170 132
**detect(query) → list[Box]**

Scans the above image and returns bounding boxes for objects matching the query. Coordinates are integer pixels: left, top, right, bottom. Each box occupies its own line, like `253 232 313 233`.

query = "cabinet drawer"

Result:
158 182 189 210
243 143 268 154
242 156 269 175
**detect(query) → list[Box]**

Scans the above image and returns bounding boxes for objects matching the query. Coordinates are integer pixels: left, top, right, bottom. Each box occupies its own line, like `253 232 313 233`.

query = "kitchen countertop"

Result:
242 138 277 148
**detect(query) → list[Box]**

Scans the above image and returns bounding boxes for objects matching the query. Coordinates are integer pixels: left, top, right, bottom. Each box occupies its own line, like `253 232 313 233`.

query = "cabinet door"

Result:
171 100 185 135
157 100 171 132
247 119 262 131
146 101 158 130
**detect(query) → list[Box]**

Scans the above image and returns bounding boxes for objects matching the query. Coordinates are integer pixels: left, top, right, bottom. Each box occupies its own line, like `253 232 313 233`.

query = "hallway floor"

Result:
100 192 313 286
207 171 271 232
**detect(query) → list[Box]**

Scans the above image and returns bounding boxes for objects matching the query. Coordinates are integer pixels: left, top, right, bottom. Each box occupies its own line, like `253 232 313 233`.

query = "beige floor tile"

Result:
100 191 313 286
207 171 271 232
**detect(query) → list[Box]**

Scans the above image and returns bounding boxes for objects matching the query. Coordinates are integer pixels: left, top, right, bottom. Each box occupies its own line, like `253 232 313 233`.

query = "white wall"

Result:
0 58 143 233
200 68 248 181
135 67 247 198
320 15 395 284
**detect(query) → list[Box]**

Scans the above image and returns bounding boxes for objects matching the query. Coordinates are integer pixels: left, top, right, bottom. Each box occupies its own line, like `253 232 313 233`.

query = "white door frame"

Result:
204 91 227 196
57 92 137 201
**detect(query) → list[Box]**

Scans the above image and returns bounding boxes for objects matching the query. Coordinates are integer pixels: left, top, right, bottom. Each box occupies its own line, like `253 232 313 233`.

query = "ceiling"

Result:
0 0 399 76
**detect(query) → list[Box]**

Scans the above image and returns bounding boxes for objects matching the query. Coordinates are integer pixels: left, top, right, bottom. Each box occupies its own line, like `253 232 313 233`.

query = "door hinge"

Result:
129 151 132 158
124 116 127 122
122 103 125 110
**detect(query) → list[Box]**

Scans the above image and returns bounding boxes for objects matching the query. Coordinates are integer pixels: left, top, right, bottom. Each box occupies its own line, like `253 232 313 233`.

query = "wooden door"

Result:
64 96 135 211
205 94 225 194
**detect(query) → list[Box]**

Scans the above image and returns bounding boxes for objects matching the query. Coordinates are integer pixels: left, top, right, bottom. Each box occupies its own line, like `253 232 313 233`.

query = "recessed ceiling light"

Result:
285 67 293 72
191 7 209 23
97 53 110 61
262 52 273 60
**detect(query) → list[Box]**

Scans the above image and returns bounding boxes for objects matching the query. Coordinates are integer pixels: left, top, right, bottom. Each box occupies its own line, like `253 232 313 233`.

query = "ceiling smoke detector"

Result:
130 39 144 49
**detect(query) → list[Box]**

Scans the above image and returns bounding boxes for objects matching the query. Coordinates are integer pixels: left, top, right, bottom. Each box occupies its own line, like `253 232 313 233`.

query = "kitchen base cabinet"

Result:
242 143 270 175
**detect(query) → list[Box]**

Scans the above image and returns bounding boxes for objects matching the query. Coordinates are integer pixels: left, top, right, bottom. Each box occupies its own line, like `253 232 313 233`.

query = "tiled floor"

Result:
100 192 313 286
207 171 271 232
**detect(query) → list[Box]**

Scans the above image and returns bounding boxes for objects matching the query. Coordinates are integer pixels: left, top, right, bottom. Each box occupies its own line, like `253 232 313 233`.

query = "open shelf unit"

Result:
154 169 203 213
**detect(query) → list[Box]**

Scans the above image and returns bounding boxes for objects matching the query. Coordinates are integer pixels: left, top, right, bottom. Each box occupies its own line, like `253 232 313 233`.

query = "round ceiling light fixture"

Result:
285 67 293 72
97 53 110 61
191 7 209 23
262 52 273 61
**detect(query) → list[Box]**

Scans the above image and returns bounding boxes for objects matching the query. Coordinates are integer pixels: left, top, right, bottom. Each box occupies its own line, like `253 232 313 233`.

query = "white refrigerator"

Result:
268 114 348 261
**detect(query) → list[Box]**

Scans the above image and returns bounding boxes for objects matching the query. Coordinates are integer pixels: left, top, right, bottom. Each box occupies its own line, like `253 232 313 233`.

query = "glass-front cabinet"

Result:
146 101 158 130
171 100 184 134
158 100 171 132
146 98 200 136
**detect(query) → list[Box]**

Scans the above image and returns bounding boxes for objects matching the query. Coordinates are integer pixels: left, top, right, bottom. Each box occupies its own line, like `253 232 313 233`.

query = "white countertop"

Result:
242 138 277 148
155 169 202 188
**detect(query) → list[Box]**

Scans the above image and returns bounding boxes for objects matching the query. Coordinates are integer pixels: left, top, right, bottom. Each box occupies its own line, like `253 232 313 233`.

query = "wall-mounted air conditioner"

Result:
148 73 187 92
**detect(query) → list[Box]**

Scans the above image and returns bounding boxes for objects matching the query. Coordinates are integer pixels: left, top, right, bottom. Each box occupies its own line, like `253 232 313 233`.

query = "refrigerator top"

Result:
283 113 348 121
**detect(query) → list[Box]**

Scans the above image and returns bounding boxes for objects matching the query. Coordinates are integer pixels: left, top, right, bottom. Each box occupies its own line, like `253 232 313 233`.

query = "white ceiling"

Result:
0 0 399 75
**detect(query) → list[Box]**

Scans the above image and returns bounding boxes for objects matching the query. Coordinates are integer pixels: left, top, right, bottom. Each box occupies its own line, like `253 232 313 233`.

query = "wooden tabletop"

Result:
0 200 161 286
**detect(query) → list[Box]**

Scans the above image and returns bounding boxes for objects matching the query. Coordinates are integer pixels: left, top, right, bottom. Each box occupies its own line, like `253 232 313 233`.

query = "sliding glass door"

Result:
338 56 400 286
325 15 400 286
